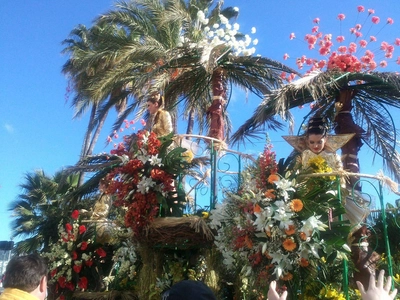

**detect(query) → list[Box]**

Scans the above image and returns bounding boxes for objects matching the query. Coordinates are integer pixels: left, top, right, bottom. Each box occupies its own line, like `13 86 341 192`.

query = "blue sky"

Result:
1 0 400 242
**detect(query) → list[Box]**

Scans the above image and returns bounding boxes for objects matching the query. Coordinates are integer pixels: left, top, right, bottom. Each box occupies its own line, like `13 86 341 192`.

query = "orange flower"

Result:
280 272 293 281
282 238 297 251
285 225 296 235
299 258 309 267
299 232 308 240
290 199 304 212
268 174 280 184
245 235 253 249
254 204 262 213
264 189 276 199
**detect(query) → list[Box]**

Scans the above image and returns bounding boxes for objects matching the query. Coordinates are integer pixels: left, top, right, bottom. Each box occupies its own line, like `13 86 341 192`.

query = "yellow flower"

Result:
201 212 209 219
394 274 400 284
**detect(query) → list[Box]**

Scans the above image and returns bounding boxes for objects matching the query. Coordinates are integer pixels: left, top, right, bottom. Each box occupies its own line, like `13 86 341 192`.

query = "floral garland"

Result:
103 130 191 236
209 143 352 298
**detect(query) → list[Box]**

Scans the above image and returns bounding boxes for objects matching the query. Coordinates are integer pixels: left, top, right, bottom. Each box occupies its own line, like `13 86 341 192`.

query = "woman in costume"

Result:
284 116 369 227
146 92 173 137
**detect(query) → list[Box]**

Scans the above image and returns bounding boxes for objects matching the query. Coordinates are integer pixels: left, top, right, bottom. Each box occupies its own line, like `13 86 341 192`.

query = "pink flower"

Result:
395 38 400 46
317 60 326 69
288 73 296 82
312 26 319 33
338 46 347 53
113 133 119 139
357 6 365 12
368 9 375 15
397 57 400 64
355 31 363 38
71 210 79 220
387 45 394 53
337 14 345 21
106 136 112 143
370 36 377 42
140 119 146 126
365 50 375 58
283 53 289 60
350 28 356 34
380 60 388 68
387 18 394 25
319 47 330 56
355 24 362 30
370 61 377 70
280 72 286 79
359 40 367 48
380 41 389 51
372 16 380 24
385 52 393 59
336 36 345 43
313 17 320 24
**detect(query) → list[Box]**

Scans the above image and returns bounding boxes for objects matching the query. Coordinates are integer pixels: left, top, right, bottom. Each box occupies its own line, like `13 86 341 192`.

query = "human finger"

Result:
376 270 385 289
383 274 392 292
280 290 288 300
389 288 398 299
356 281 366 296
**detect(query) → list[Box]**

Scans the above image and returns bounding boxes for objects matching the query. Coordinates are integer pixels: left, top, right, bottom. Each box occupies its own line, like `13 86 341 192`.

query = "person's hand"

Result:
356 270 398 300
267 281 287 300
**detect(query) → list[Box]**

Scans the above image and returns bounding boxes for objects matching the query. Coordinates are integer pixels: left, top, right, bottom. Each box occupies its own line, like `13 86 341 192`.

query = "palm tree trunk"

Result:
207 68 226 142
186 108 195 136
334 89 365 190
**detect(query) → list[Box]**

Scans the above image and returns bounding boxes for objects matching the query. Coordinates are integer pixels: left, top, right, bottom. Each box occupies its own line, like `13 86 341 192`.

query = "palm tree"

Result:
9 170 81 254
231 70 400 182
74 0 296 144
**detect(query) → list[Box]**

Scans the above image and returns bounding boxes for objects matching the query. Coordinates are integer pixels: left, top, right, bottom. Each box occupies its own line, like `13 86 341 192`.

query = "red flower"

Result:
60 296 65 300
65 223 72 233
78 277 88 290
73 264 82 273
71 210 79 220
85 259 93 267
66 281 75 291
80 241 88 251
96 248 107 258
50 268 57 277
79 225 86 235
58 276 66 288
72 251 78 260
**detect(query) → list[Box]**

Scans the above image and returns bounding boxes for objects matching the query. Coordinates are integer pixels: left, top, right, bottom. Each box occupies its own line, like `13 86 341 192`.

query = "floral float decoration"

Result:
209 143 352 299
102 130 192 236
43 210 139 300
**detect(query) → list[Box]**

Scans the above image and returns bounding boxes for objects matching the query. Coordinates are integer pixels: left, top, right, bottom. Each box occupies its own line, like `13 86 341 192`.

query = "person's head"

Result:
147 92 163 114
162 280 216 300
3 253 48 300
306 117 328 154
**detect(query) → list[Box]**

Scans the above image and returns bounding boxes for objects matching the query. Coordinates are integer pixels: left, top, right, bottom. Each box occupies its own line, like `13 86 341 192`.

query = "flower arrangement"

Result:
103 130 192 236
283 5 400 76
209 143 351 298
43 209 140 299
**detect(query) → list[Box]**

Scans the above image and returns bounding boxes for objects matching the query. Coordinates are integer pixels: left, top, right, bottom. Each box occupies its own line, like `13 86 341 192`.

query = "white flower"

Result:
275 178 295 200
137 176 156 194
149 154 163 166
233 23 240 31
219 14 229 25
253 38 259 45
251 27 256 34
300 215 328 237
213 23 220 29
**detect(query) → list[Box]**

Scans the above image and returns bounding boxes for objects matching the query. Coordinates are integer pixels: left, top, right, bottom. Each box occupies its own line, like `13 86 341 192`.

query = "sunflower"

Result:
290 199 303 212
282 238 297 251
